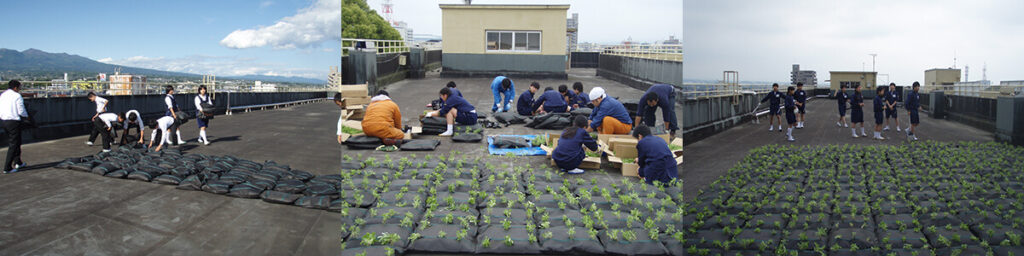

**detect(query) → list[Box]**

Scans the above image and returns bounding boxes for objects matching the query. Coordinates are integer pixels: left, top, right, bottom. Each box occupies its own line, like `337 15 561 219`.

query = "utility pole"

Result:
869 53 877 72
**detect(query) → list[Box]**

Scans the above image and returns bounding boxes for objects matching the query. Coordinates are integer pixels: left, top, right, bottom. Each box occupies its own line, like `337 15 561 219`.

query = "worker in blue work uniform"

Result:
490 76 515 113
570 82 590 109
163 85 185 145
760 83 784 132
872 86 888 140
516 82 540 116
552 116 599 174
532 86 570 114
834 85 850 127
849 84 867 138
783 86 800 142
905 82 922 141
884 83 901 132
794 82 808 128
635 84 679 138
632 126 679 185
427 87 477 136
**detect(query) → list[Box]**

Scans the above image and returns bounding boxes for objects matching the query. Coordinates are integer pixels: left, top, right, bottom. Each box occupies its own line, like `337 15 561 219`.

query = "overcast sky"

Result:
362 0 682 44
684 0 1024 85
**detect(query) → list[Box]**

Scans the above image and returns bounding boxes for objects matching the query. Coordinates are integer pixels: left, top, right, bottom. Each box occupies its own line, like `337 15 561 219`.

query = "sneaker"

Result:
102 149 111 153
852 133 859 138
787 136 795 142
861 132 868 137
778 127 783 132
906 129 911 136
439 130 453 136
897 127 902 132
883 126 890 131
567 168 585 174
14 162 27 169
844 123 849 128
177 140 187 144
912 135 919 141
86 141 93 146
769 126 774 131
203 141 210 145
836 122 842 127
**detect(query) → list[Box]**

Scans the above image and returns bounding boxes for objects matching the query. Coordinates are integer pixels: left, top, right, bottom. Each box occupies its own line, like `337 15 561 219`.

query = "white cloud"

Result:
259 1 274 9
220 0 340 49
100 55 326 79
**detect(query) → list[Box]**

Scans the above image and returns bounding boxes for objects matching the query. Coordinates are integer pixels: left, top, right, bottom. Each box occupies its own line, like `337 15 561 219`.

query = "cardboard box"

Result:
669 138 683 153
342 120 362 131
344 96 371 105
579 157 602 169
621 162 639 177
674 150 684 165
343 105 365 120
597 133 669 146
339 84 369 98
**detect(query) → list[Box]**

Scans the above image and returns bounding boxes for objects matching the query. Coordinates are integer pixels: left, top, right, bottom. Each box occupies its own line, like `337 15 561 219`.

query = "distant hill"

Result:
0 48 325 84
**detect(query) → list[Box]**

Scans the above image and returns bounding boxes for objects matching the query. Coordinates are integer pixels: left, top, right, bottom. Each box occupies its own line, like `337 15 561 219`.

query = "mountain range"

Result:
0 48 325 84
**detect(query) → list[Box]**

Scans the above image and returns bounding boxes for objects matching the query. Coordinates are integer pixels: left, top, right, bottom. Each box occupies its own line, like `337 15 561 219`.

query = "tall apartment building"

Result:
566 13 578 52
791 64 817 86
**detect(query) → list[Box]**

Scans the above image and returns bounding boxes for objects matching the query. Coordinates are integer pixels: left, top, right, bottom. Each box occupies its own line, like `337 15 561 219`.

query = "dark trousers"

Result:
168 121 181 145
119 124 141 145
3 120 23 172
92 119 113 150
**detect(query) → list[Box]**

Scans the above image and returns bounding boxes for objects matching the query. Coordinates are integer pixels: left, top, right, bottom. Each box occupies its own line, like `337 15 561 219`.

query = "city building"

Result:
328 66 342 88
439 4 569 78
829 71 877 92
253 81 278 92
392 21 414 42
109 73 146 95
566 13 578 52
952 80 991 97
791 64 817 86
924 68 961 92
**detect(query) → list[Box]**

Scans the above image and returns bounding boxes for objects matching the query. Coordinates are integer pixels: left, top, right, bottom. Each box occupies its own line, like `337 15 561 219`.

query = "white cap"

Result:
588 87 606 101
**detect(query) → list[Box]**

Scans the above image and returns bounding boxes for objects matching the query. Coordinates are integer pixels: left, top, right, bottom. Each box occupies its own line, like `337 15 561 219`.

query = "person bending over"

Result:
427 87 477 136
633 126 679 185
552 116 599 174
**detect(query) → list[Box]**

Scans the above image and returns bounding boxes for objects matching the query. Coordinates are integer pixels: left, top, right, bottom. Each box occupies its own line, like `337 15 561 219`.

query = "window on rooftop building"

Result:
486 31 541 52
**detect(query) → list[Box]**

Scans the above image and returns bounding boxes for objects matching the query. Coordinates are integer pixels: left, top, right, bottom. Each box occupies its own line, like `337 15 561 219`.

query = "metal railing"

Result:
13 81 331 98
342 38 410 56
680 83 775 99
601 44 683 61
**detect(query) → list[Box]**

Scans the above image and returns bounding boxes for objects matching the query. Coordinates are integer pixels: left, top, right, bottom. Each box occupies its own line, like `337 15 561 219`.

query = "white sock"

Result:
176 130 184 141
200 130 207 142
851 128 857 135
860 127 865 134
447 124 454 132
787 128 792 137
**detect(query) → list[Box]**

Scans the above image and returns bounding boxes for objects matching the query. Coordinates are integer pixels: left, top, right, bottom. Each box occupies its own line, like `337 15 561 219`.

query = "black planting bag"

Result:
493 112 527 125
454 124 483 134
289 170 315 181
328 199 346 212
152 174 184 185
304 184 338 197
420 126 446 135
538 226 605 254
170 167 193 177
69 162 96 172
250 179 276 190
598 228 670 255
55 160 74 169
295 195 332 209
217 174 247 185
400 139 441 151
407 224 477 254
227 182 264 198
345 135 383 150
475 224 543 254
491 136 531 149
202 180 232 194
91 163 118 175
421 116 447 127
176 175 205 190
126 170 156 182
570 107 593 117
261 190 302 204
104 169 130 178
274 179 307 194
451 133 483 143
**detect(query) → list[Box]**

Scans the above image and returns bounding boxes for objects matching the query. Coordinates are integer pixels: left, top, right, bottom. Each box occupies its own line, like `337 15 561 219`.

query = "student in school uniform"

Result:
872 87 888 140
119 110 145 145
433 81 463 110
849 84 868 138
147 116 177 152
570 82 590 109
490 76 515 113
163 86 185 145
587 87 633 135
794 82 808 128
85 91 109 146
884 83 901 132
834 85 850 127
531 86 570 114
91 112 125 152
633 126 679 185
1 80 30 173
516 82 540 116
905 82 923 141
194 85 213 145
760 83 784 132
784 86 800 142
552 116 599 174
427 87 477 136
335 92 345 144
635 84 679 138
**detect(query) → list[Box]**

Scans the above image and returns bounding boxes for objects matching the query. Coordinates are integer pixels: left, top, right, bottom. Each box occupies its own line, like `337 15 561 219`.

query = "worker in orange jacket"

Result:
361 90 405 144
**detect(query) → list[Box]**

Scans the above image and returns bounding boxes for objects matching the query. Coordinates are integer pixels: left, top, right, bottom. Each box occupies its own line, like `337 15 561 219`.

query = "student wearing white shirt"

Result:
119 110 144 145
194 85 213 145
148 116 176 152
85 91 109 146
1 80 29 173
92 112 124 152
164 85 185 145
334 92 345 144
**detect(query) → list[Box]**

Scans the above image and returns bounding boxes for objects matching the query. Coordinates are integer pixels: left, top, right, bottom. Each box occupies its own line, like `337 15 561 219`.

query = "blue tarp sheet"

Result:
487 135 547 156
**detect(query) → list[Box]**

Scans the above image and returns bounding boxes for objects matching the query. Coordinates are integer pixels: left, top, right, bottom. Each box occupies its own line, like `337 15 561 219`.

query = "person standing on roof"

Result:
334 92 346 144
634 84 679 138
884 83 901 132
872 86 888 140
516 82 540 116
490 76 515 113
362 90 406 145
905 82 922 141
784 86 800 142
587 87 632 134
552 116 599 175
834 84 850 127
85 91 109 146
794 82 808 129
633 126 679 185
760 83 784 132
163 85 185 145
1 80 29 173
194 85 213 145
427 87 477 136
850 84 867 138
532 86 570 114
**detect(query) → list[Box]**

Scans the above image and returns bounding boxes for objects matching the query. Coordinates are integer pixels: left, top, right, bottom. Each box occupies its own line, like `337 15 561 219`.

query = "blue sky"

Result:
0 0 339 80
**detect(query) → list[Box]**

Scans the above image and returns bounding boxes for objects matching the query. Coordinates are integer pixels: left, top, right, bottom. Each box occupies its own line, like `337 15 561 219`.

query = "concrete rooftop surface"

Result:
0 101 342 255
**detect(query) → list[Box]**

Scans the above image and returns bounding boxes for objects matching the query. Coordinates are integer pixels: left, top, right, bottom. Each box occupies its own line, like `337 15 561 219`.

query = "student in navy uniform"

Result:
794 82 808 128
119 110 145 145
570 82 590 109
194 85 213 145
884 83 901 132
92 112 125 152
905 82 922 141
783 86 801 142
163 85 185 145
632 126 679 185
849 84 867 138
833 85 850 127
552 116 599 174
1 80 30 173
433 81 463 109
872 86 888 140
427 87 477 136
760 83 784 131
532 86 570 114
516 82 540 116
635 84 679 138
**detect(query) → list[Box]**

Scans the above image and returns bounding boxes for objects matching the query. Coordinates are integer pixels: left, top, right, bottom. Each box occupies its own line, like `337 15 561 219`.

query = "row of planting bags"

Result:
55 145 345 212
